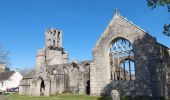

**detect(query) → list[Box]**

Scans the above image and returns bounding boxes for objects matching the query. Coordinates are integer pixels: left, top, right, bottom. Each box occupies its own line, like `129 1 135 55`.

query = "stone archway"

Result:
36 77 45 96
40 78 45 96
84 63 90 95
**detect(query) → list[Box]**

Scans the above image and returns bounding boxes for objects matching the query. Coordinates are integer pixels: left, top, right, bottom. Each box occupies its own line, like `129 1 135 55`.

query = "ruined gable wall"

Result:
91 14 146 96
91 13 169 98
65 61 90 94
46 61 90 95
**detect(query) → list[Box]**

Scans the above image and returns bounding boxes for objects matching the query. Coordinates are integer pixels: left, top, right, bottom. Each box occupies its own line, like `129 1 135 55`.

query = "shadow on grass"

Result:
121 96 167 100
97 96 112 100
97 96 167 100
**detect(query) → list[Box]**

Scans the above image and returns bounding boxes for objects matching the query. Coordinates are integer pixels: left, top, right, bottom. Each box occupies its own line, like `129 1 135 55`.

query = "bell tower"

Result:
43 28 68 65
45 28 62 49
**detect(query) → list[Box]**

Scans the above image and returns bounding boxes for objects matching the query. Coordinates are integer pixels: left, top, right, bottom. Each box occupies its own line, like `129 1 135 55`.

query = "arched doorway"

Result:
40 79 45 96
84 63 90 95
38 77 45 96
109 37 135 81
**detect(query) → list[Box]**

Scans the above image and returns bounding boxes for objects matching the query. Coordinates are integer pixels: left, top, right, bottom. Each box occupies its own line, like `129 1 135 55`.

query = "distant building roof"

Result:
0 71 15 81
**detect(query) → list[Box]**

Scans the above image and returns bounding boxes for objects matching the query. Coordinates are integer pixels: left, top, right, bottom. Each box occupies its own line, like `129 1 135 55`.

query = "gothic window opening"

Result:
83 63 90 95
83 63 90 72
109 38 135 81
54 30 56 33
52 68 57 74
53 40 55 46
120 60 135 80
71 61 79 72
57 32 60 47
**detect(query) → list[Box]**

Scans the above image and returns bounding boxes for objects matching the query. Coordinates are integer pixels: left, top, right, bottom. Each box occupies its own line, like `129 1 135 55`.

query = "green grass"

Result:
3 94 111 100
2 94 168 100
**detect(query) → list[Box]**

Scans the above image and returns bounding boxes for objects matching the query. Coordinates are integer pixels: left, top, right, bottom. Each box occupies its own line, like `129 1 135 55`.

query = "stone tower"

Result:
45 28 62 49
36 28 68 69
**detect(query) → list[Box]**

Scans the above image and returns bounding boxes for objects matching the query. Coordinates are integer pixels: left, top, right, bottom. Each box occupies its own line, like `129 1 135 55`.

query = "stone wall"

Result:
133 34 169 98
19 78 33 95
91 12 169 99
47 61 91 95
20 61 90 96
166 49 170 98
36 48 45 70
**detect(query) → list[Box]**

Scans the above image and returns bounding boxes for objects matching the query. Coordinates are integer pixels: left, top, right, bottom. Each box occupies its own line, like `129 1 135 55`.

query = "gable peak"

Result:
112 9 146 33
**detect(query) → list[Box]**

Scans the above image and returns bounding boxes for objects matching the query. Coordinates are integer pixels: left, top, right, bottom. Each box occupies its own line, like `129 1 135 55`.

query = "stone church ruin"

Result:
19 11 170 99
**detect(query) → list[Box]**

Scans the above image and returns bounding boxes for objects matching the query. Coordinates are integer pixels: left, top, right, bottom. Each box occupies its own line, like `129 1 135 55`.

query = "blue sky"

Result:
0 0 169 70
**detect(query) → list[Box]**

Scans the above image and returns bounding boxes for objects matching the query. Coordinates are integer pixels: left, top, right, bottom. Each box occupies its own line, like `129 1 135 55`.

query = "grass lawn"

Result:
1 94 168 100
2 94 111 100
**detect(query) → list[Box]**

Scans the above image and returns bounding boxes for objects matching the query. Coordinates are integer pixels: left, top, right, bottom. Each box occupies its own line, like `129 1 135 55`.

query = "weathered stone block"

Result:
111 90 120 100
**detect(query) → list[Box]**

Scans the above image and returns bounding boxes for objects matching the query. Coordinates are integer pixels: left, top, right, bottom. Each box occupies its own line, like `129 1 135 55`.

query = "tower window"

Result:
54 30 56 33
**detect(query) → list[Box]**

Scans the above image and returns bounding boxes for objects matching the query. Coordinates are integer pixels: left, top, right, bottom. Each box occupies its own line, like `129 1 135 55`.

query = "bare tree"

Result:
0 45 10 65
19 68 35 76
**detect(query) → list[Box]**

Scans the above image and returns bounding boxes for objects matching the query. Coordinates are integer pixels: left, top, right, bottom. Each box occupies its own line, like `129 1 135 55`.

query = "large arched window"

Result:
109 38 135 81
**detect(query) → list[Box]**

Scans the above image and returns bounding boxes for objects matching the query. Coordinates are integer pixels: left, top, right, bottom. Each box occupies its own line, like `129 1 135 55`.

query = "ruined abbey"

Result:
19 11 170 99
